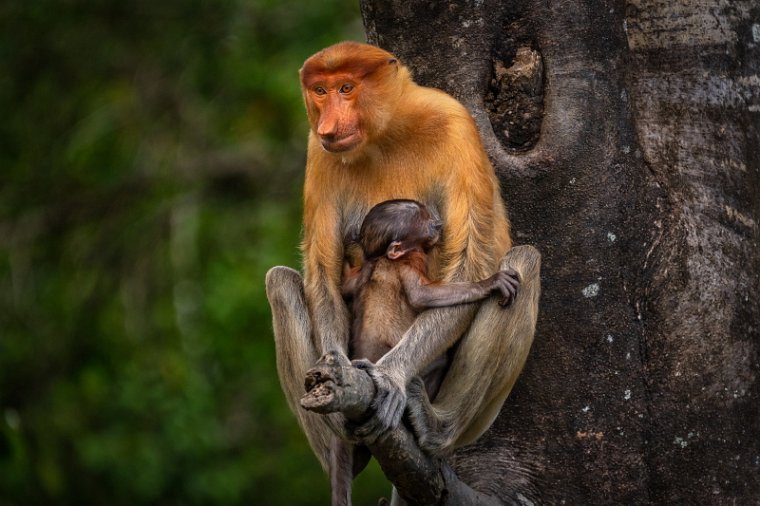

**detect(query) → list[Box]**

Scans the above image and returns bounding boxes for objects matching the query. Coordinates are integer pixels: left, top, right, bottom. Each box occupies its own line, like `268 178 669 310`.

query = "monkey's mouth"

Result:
320 132 362 153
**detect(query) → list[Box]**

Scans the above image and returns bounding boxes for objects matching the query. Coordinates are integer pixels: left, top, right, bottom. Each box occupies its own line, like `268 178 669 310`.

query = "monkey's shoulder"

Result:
410 86 477 127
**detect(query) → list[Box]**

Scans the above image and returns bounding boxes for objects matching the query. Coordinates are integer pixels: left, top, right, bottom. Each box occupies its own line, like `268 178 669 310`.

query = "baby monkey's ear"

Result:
386 241 411 260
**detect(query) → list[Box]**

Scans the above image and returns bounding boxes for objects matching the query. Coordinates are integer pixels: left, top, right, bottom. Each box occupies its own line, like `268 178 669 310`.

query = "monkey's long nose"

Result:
317 116 338 139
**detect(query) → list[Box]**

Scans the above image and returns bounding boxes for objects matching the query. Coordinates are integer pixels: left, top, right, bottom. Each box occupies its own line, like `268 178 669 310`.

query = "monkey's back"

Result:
349 258 419 363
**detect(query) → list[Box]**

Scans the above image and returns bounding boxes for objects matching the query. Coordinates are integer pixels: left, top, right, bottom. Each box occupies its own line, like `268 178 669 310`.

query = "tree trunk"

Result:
360 0 760 504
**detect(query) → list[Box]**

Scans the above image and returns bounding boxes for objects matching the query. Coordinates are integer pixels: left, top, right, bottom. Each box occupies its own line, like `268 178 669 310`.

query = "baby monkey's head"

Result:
358 199 442 260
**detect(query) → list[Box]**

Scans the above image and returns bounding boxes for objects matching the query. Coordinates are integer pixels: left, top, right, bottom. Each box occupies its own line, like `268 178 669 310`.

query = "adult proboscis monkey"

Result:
265 41 541 503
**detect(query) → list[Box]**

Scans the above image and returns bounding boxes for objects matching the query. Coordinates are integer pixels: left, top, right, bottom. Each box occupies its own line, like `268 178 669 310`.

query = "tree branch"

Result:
300 352 502 506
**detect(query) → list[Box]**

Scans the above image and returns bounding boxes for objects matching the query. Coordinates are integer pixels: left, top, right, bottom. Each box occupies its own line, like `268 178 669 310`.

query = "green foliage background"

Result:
0 1 388 504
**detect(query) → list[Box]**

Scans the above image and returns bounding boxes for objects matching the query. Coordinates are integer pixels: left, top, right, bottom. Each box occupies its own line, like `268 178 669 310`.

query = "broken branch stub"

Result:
300 351 376 420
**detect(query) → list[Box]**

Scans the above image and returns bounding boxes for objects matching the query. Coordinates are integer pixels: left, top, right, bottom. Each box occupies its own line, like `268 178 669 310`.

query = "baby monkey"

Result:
330 199 519 505
343 199 519 363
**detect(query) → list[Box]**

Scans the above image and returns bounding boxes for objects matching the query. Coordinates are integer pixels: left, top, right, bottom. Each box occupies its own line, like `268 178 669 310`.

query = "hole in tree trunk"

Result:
485 45 544 152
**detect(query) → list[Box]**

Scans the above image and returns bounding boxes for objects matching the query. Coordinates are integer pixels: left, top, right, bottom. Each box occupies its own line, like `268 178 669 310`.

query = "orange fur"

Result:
301 43 511 354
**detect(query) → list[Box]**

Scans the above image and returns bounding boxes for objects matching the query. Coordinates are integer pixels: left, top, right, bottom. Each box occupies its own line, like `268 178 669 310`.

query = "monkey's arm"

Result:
401 266 520 310
302 194 351 356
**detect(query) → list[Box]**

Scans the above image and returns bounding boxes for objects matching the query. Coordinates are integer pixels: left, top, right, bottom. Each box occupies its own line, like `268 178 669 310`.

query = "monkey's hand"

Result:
350 359 407 444
484 268 520 307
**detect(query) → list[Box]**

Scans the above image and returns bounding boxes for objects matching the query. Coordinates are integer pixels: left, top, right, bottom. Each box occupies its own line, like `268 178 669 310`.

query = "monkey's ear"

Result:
386 241 408 260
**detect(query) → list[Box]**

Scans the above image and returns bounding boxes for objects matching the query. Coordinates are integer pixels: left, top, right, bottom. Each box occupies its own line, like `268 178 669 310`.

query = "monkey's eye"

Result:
339 83 354 94
314 86 327 96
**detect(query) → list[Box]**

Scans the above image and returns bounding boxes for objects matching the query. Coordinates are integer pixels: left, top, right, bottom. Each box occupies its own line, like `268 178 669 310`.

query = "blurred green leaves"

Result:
0 1 387 504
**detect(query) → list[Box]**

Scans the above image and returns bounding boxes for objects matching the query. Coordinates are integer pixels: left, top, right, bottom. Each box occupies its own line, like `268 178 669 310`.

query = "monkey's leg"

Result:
408 245 541 454
266 266 344 471
329 435 354 506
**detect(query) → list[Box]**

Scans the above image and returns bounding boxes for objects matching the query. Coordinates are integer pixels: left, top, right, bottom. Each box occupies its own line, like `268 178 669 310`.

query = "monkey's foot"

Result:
300 352 376 420
406 377 449 456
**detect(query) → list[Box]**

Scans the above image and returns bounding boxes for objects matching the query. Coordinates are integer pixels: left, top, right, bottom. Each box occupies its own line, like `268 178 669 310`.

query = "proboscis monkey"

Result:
327 199 520 503
265 41 540 502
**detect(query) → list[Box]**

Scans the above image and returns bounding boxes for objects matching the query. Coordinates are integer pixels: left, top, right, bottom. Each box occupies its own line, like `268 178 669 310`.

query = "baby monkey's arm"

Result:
400 265 520 310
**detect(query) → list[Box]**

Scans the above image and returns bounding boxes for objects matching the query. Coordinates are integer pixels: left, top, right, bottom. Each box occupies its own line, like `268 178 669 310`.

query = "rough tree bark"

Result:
357 0 760 504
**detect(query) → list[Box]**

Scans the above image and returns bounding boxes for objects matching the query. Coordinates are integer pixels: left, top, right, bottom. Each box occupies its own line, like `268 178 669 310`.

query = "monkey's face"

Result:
303 76 364 153
300 42 402 154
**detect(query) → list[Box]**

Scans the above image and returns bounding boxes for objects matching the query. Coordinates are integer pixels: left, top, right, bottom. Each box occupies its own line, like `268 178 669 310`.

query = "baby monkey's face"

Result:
357 200 442 258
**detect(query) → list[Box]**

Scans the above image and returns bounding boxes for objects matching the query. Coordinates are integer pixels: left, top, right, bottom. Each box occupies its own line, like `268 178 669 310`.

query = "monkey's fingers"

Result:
503 266 520 281
356 391 405 445
497 269 521 307
493 279 515 307
351 363 406 444
498 283 516 304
